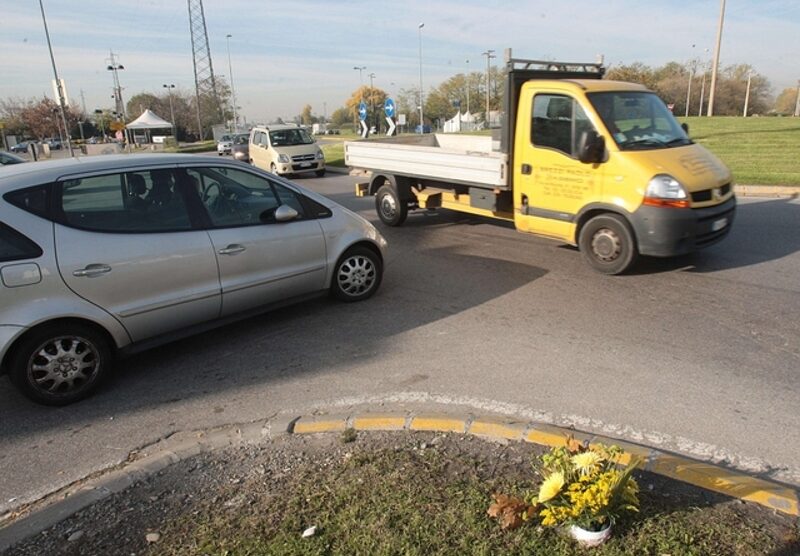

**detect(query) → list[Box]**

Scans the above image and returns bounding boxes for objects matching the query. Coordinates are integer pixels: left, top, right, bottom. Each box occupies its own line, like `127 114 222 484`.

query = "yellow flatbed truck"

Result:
346 49 736 274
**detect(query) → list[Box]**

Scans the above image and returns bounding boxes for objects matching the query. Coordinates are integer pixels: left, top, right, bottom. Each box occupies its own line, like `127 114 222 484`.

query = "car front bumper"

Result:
630 196 737 257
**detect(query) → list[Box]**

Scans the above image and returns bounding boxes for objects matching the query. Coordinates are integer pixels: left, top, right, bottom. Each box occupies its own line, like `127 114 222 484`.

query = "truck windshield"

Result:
587 92 691 151
269 129 314 146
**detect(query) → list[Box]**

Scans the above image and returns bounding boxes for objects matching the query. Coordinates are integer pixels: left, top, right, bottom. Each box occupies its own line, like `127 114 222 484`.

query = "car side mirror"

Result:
577 130 605 164
681 122 689 135
274 204 299 222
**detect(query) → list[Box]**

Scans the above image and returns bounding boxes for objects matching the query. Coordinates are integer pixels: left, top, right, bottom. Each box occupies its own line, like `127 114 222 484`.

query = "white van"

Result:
249 124 325 177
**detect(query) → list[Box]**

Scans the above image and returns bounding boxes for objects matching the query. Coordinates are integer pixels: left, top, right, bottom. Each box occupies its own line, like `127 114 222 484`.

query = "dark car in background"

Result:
231 133 250 162
9 142 30 154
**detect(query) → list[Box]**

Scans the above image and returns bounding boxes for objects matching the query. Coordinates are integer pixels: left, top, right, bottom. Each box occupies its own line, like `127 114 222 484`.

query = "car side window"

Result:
59 169 193 232
532 94 594 158
188 167 306 228
0 223 43 262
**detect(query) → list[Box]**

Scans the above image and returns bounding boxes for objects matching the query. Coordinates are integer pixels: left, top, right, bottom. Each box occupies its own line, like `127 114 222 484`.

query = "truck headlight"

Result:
644 174 689 208
316 150 324 160
277 154 290 164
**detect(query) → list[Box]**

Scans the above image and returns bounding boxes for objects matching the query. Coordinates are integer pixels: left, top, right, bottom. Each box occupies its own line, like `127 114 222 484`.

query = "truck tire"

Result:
578 213 638 275
375 184 407 226
8 323 113 406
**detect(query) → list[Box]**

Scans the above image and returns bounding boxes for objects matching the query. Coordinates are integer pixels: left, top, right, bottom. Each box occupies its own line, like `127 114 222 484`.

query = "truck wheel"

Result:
8 323 112 406
331 246 383 302
375 184 407 226
578 213 638 275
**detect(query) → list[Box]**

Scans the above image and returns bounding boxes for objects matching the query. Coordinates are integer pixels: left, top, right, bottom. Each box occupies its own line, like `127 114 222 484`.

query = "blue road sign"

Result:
384 98 396 118
358 101 368 121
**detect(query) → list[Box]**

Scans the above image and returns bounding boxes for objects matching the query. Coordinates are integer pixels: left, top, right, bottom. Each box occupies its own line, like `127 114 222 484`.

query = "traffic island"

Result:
1 425 798 555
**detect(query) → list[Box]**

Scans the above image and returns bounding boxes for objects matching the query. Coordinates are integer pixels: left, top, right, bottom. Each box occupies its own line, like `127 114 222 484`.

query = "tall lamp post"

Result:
107 52 126 120
706 0 726 116
742 70 752 117
368 72 376 133
353 66 366 129
38 0 74 157
163 84 176 139
418 22 424 133
225 34 238 132
465 58 470 114
794 80 800 117
482 49 496 126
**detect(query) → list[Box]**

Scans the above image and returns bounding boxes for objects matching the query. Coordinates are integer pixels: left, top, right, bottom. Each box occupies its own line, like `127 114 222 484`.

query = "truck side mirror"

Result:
681 122 689 135
577 130 605 164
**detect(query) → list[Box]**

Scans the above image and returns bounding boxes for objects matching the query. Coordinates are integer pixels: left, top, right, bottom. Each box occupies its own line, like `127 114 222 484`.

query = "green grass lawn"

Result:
321 142 345 167
678 117 800 186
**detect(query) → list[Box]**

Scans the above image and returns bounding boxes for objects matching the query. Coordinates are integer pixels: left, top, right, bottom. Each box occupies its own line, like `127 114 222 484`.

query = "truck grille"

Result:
691 183 731 203
291 154 315 162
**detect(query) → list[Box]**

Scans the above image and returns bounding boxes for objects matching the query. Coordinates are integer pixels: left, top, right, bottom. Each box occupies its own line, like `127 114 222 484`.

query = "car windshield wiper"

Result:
665 137 693 147
621 138 667 150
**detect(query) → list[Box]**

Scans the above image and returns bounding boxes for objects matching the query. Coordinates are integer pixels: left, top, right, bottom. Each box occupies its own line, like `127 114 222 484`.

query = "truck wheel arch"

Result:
368 174 413 200
574 204 636 246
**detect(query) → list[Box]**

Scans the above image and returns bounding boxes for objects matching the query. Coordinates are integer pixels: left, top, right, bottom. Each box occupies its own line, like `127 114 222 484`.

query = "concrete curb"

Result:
734 184 800 197
1 411 797 551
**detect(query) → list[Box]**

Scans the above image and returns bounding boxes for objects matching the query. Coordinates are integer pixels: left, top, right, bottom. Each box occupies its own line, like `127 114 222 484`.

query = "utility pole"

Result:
418 22 425 133
742 70 752 117
794 80 800 117
39 0 74 157
465 59 470 114
706 0 726 116
106 50 126 120
685 62 695 118
225 34 237 132
163 84 177 139
188 0 222 140
482 49 496 126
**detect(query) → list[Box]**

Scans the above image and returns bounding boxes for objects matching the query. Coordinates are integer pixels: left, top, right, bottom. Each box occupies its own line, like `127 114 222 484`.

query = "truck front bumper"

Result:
630 196 736 257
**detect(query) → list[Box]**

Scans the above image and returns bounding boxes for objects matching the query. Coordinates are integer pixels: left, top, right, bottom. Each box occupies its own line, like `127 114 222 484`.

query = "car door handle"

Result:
72 264 112 277
521 163 532 175
218 244 246 255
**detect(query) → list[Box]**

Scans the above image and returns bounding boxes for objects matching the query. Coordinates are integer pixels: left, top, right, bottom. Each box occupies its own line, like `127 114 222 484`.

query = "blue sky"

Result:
2 0 799 122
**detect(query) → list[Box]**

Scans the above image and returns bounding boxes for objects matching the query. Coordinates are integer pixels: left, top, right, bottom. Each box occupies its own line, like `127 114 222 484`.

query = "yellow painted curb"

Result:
293 416 347 434
650 454 799 516
410 415 467 433
468 418 526 441
353 414 407 431
524 423 593 451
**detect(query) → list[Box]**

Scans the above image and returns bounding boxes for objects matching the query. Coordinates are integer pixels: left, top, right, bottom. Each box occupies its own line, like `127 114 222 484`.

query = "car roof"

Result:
0 154 242 192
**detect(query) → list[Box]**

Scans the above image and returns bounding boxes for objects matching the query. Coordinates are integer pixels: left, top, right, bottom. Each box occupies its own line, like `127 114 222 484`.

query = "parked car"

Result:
230 133 250 162
44 138 62 150
0 154 387 405
248 124 325 177
0 151 26 165
9 142 30 154
217 134 233 155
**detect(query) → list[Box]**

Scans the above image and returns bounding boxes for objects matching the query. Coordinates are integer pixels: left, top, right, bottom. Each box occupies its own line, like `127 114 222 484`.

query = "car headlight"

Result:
644 174 689 208
316 150 324 160
277 154 290 163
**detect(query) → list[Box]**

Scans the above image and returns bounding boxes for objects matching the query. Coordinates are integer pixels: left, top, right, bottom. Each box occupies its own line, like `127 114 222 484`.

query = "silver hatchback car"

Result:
0 155 387 405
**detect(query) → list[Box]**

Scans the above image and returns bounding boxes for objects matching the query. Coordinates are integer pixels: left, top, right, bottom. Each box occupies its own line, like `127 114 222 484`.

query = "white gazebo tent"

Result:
125 109 173 144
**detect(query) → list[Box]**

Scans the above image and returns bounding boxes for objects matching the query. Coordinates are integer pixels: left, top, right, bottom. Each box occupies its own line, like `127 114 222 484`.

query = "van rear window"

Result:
0 223 43 262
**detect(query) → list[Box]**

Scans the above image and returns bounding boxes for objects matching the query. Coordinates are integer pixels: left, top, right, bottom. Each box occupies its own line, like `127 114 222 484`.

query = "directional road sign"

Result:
358 101 368 121
384 98 396 118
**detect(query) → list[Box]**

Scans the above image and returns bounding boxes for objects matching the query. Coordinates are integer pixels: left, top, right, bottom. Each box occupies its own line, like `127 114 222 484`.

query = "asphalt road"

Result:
1 172 799 515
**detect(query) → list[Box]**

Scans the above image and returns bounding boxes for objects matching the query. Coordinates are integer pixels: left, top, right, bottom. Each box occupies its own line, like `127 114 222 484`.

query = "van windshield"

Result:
587 92 691 151
269 128 314 146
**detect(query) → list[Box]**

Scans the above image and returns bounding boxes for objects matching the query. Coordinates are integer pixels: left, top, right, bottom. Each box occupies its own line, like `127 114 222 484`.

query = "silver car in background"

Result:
0 154 386 405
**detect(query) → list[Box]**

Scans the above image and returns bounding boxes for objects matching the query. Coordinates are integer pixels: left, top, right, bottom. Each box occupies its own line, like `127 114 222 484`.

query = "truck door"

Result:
514 91 604 242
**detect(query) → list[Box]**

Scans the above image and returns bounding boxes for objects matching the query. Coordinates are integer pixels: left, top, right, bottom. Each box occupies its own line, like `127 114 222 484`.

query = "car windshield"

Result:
219 135 231 142
233 134 248 145
587 92 691 151
269 128 314 146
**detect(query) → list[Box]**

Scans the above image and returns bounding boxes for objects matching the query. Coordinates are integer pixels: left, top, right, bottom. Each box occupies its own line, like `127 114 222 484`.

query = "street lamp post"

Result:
163 84 176 139
353 66 366 130
794 80 800 117
368 72 376 133
418 22 424 133
225 34 238 132
106 51 126 120
707 0 726 116
482 49 496 126
465 58 470 114
38 0 74 157
743 70 752 117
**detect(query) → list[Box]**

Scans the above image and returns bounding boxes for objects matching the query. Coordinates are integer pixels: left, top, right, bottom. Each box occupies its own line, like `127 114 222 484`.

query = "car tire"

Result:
8 323 112 406
375 184 408 226
578 213 638 275
331 246 383 302
315 169 326 177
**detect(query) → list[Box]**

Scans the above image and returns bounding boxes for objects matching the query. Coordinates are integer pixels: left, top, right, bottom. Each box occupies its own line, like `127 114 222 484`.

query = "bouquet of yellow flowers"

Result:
532 440 639 533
